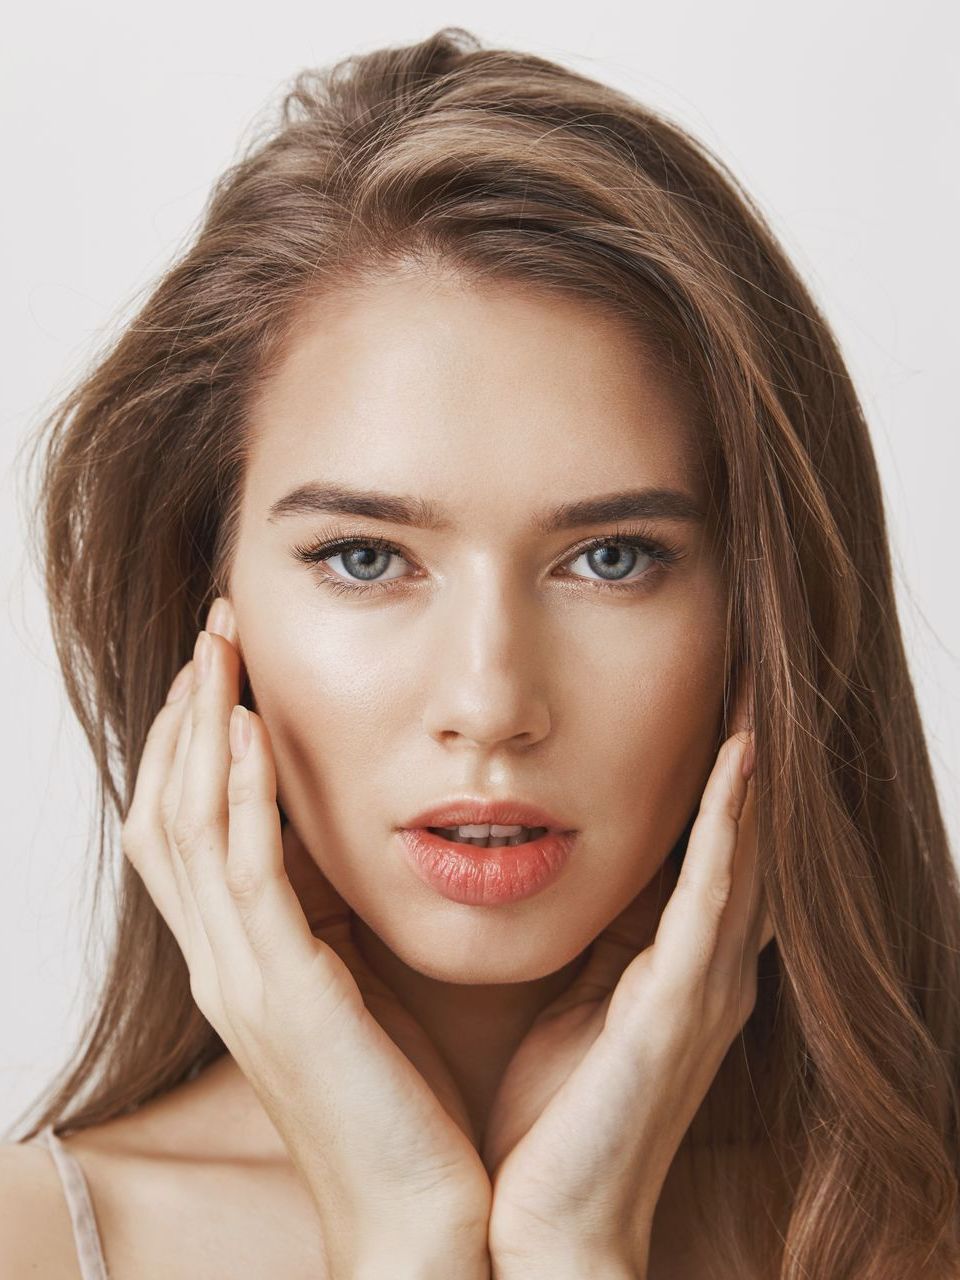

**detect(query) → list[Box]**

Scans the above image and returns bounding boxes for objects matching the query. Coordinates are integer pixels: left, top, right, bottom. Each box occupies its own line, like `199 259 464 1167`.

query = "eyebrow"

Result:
267 481 706 533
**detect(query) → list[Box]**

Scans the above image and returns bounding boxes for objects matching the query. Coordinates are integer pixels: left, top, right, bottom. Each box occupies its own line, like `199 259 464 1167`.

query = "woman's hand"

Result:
483 689 773 1279
121 597 492 1279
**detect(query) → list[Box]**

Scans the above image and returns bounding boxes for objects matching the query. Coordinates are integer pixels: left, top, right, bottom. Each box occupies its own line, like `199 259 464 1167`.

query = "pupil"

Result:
346 546 387 580
590 544 637 580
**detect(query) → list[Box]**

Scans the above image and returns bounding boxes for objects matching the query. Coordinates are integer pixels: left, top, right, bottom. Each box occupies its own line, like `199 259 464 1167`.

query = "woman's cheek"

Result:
623 600 727 804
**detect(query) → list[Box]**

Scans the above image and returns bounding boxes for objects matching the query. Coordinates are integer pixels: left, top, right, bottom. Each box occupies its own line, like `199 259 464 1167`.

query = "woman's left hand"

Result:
483 703 774 1278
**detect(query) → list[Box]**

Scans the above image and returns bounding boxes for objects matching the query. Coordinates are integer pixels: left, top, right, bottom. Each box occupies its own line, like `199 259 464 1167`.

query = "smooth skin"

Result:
224 273 753 1167
123 621 493 1278
2 273 775 1279
483 697 773 1277
120 592 771 1278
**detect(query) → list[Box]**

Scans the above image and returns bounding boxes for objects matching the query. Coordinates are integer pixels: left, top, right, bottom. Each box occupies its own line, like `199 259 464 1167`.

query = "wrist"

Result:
355 1259 489 1280
492 1246 642 1280
353 1243 490 1280
493 1261 640 1280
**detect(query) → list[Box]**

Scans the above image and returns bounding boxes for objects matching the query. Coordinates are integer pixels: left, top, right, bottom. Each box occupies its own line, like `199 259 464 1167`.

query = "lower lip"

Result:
397 827 578 906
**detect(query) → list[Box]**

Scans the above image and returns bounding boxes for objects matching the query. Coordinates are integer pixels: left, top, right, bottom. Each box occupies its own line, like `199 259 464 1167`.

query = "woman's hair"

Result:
12 25 959 1276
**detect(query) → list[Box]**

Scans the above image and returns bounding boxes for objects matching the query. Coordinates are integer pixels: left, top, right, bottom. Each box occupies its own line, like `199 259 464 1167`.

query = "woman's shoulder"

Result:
0 1083 328 1280
0 1137 82 1277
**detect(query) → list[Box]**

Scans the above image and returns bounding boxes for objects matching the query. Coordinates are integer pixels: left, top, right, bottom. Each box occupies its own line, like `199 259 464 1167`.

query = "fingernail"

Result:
194 631 211 683
229 705 251 760
741 733 756 781
166 665 192 703
207 598 229 637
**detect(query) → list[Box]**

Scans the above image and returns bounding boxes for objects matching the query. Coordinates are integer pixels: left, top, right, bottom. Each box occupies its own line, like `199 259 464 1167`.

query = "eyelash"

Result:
291 525 686 598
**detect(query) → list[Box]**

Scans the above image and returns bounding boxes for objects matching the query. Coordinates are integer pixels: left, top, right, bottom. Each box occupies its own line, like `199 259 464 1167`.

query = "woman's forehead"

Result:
244 275 707 507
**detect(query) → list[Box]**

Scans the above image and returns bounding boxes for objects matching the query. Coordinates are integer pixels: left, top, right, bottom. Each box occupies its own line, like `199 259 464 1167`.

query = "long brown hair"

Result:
12 26 959 1276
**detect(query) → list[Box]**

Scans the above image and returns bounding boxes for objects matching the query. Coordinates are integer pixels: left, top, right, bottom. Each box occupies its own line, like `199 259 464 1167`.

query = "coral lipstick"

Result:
397 796 578 905
397 826 577 906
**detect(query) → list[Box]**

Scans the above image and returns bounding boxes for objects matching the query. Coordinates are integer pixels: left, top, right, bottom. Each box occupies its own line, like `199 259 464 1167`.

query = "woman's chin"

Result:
383 927 590 987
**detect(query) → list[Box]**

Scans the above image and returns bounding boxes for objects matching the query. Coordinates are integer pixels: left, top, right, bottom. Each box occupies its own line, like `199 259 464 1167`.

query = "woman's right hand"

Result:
120 598 492 1278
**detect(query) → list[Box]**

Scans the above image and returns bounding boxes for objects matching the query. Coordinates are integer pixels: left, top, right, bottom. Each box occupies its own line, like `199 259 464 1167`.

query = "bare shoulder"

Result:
0 1139 81 1278
0 1063 329 1280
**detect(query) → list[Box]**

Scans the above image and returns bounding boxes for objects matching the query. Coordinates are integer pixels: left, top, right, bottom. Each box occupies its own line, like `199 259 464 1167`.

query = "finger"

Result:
202 598 354 982
162 667 217 968
206 595 242 661
651 729 753 997
206 593 351 960
709 761 764 987
225 706 327 976
723 667 772 963
727 664 754 739
206 596 251 713
172 626 258 968
122 663 197 952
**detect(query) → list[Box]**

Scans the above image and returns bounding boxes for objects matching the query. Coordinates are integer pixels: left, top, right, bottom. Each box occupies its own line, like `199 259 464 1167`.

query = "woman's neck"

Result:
185 921 591 1160
350 913 591 1145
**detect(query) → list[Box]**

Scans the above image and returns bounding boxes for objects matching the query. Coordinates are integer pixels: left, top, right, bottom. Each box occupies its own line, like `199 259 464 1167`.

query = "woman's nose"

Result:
419 580 552 752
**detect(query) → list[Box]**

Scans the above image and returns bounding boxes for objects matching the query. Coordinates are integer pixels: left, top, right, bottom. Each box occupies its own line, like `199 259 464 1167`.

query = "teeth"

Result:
459 824 525 837
428 824 550 848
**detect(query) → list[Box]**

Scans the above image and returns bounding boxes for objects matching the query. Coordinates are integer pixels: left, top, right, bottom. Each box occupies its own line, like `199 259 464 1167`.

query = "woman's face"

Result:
228 272 727 982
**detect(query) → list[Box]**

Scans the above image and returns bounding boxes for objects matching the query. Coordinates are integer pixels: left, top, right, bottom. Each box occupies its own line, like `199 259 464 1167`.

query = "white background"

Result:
2 2 958 1137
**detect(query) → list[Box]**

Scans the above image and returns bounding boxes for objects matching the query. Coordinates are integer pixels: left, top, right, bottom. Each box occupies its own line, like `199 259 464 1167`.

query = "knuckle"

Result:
171 810 208 854
676 873 731 925
227 772 261 808
704 875 733 915
224 858 264 902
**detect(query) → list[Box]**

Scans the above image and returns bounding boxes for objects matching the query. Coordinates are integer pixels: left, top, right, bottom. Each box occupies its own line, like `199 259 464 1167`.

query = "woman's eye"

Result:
326 543 409 585
291 530 683 596
564 541 658 585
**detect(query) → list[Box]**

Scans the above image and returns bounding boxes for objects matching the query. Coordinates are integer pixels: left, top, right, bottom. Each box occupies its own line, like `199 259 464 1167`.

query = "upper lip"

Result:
401 797 575 833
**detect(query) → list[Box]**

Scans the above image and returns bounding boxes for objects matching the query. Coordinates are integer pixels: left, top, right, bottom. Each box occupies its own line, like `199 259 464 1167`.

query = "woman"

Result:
3 25 957 1279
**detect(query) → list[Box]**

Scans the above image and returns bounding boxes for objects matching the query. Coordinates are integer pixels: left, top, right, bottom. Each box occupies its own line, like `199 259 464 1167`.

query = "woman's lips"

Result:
397 826 577 906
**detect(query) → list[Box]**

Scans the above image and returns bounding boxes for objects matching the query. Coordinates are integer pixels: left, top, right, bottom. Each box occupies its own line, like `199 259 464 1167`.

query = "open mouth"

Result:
425 824 551 849
398 825 577 905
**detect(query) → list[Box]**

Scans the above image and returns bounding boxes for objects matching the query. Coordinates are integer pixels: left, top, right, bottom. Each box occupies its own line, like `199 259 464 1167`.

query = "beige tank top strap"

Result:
31 1124 110 1280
